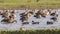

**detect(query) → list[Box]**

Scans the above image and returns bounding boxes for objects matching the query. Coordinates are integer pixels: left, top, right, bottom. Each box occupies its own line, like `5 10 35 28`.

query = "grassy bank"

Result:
0 0 60 9
0 29 60 34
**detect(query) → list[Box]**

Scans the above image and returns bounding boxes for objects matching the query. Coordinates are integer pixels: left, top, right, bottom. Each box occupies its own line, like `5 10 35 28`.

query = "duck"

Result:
41 9 49 17
20 14 29 22
10 10 16 14
47 21 53 25
22 22 29 24
47 9 53 14
1 11 8 18
32 21 39 24
28 11 34 15
50 16 57 21
20 12 25 16
8 17 16 23
41 14 46 17
50 11 57 16
34 14 42 18
20 11 32 22
34 10 42 18
1 18 9 23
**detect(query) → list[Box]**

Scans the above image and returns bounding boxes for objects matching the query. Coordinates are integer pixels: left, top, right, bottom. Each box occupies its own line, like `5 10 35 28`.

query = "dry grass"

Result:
0 0 60 9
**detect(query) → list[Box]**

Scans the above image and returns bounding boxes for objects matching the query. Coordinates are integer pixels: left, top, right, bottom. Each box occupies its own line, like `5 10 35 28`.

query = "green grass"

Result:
0 29 60 34
0 0 60 9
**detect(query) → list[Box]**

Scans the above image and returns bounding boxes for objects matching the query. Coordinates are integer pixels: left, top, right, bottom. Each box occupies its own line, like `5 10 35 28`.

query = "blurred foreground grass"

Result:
0 29 60 34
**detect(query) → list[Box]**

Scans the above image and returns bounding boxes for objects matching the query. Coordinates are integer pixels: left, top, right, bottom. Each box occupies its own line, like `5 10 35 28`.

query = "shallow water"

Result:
0 9 60 30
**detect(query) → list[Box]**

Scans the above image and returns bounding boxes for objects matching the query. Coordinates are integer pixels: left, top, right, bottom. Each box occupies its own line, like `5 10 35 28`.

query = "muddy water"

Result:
0 9 60 31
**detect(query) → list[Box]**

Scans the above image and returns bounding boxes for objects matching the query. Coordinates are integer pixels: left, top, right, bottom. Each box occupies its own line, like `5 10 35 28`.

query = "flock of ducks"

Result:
20 9 58 25
20 10 34 22
0 9 58 25
0 10 16 23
